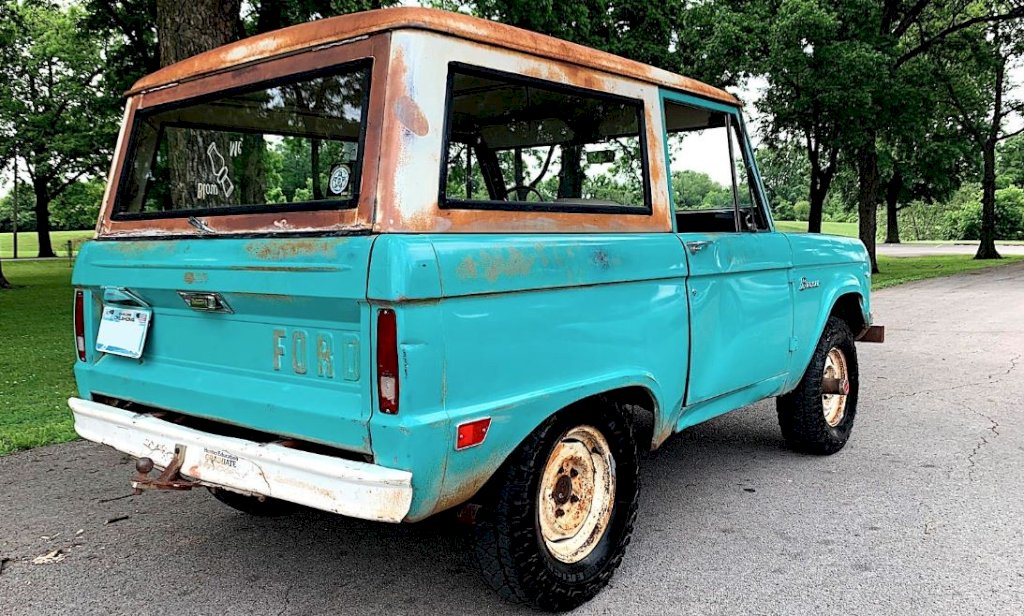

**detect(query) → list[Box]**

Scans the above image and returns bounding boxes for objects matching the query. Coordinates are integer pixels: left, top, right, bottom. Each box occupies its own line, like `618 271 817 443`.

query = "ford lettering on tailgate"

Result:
272 328 360 381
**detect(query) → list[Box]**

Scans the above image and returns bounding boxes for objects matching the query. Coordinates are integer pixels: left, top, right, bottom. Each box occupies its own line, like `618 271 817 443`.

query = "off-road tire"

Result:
777 316 859 455
207 487 297 517
471 402 640 612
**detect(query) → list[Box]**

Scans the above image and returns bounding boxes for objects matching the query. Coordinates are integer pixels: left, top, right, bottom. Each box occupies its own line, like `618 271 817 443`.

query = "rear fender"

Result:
425 373 666 520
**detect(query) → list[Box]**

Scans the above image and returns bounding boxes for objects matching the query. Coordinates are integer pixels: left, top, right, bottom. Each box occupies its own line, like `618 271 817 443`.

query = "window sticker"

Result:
329 164 351 196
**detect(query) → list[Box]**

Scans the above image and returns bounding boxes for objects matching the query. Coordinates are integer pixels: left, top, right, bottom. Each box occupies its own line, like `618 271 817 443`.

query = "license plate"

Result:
96 306 153 359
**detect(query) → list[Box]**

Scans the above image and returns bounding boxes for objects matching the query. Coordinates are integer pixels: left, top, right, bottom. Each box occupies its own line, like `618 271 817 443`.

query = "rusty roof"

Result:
129 7 739 106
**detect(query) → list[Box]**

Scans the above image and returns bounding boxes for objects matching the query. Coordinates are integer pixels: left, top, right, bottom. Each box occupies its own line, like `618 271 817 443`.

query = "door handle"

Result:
685 240 712 255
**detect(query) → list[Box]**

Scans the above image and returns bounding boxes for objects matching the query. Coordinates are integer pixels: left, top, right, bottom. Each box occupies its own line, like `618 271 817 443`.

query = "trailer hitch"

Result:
132 445 197 494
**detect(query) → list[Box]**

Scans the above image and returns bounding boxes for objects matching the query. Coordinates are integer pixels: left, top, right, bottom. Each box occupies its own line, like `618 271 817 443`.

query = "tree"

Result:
937 11 1024 259
465 1 687 75
849 0 1024 269
0 2 120 257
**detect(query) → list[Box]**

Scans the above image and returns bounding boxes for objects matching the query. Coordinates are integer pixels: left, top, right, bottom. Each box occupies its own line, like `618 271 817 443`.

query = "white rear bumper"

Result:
69 397 412 523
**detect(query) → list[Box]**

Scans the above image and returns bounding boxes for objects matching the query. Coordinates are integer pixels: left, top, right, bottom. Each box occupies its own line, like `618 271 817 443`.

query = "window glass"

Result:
442 67 649 211
663 101 767 232
115 61 370 218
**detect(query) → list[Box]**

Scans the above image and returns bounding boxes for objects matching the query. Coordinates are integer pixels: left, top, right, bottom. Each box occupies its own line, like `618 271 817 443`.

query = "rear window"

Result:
114 60 371 220
440 64 651 214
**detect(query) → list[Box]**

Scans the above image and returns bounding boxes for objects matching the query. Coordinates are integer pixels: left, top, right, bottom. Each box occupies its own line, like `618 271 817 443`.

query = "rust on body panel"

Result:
128 8 738 107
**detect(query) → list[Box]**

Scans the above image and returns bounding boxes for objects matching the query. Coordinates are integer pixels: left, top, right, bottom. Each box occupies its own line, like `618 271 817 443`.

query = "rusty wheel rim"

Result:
538 425 616 564
822 347 849 427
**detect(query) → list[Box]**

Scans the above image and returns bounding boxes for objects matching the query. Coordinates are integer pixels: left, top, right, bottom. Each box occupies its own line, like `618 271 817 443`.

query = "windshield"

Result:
114 60 371 219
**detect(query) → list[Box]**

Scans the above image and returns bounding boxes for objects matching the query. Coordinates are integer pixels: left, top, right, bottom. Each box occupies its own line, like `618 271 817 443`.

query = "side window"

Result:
663 100 768 232
441 65 650 213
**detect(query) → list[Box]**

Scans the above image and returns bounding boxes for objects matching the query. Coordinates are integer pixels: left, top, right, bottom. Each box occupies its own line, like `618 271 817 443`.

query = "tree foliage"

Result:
0 1 120 257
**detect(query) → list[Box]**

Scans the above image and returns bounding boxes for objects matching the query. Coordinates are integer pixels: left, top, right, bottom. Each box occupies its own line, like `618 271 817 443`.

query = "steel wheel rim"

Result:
822 347 849 427
538 425 616 564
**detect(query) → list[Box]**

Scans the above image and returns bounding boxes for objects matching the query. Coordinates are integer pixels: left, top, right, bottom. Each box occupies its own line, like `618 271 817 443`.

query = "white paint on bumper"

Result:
68 397 412 523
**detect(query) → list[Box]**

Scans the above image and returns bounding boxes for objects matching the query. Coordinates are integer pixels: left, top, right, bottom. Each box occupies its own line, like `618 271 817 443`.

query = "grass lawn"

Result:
0 260 79 455
873 254 1023 289
1 253 1022 456
0 229 93 259
775 220 859 237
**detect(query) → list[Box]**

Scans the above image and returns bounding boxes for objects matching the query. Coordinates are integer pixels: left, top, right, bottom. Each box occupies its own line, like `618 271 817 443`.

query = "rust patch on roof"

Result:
127 7 738 107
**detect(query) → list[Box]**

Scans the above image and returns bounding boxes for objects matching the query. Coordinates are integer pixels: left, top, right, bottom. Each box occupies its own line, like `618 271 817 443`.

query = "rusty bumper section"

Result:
856 325 885 343
69 398 412 523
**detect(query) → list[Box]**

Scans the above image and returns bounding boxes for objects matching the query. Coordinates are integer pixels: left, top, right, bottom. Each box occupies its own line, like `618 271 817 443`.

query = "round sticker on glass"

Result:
328 164 351 196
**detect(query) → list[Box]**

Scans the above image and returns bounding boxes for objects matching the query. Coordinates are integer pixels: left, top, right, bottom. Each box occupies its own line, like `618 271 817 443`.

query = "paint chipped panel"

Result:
98 37 388 239
377 32 674 235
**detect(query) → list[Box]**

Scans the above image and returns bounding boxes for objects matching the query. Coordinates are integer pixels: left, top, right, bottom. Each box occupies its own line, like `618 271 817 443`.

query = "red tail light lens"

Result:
376 308 399 414
74 289 86 361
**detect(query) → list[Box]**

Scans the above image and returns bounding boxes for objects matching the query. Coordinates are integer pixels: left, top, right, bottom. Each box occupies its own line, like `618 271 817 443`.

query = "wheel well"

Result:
588 386 658 452
831 293 866 334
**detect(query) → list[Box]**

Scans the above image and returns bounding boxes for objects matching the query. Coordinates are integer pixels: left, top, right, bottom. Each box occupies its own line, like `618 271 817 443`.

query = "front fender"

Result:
787 273 870 392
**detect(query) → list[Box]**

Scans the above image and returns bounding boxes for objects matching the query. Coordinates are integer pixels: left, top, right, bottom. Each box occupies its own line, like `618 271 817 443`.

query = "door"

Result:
661 93 793 405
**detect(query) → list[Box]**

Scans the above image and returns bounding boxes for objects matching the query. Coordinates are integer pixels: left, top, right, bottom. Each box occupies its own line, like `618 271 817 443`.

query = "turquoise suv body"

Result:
69 8 882 609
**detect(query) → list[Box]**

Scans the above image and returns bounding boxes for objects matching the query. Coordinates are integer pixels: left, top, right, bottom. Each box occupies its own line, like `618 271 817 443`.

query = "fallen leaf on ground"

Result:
32 549 66 565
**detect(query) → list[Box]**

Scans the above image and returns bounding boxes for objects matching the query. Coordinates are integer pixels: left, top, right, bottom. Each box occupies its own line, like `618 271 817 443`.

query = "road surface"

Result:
876 242 1024 257
2 262 1023 615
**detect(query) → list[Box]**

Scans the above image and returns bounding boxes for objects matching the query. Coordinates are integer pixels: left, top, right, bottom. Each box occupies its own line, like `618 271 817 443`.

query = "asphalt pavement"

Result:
2 262 1023 615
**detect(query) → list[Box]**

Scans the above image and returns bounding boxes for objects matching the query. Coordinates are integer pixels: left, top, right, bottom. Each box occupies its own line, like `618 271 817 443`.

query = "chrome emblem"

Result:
799 277 821 291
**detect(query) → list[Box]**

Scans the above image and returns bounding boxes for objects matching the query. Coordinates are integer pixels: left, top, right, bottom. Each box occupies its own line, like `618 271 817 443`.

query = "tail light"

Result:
376 308 399 414
74 289 86 361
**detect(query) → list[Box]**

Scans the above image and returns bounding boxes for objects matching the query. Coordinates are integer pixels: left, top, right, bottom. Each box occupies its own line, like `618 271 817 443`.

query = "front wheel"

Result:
471 403 640 611
777 316 859 455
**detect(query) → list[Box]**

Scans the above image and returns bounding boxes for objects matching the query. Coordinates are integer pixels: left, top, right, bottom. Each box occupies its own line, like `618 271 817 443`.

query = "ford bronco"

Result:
69 7 883 611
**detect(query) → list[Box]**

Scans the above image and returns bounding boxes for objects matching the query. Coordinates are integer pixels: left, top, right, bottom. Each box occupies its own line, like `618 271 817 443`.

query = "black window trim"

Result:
437 62 654 217
111 57 374 222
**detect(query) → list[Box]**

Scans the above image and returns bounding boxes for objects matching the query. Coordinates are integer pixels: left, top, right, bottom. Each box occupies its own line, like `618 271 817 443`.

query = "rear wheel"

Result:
471 402 640 611
777 316 859 455
207 487 297 517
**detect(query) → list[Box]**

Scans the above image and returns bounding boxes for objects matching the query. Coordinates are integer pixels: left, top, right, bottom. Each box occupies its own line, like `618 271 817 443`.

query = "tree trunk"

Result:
557 145 584 198
884 168 902 244
33 178 55 258
156 0 241 65
807 181 826 234
856 141 880 274
0 258 11 289
976 41 1005 261
976 136 1001 259
157 0 243 210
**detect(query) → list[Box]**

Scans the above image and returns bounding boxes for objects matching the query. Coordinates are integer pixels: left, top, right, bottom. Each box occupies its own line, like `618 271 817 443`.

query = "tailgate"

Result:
72 236 376 454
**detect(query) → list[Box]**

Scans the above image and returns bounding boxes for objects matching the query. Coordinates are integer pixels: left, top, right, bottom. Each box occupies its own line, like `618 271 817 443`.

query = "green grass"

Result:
774 221 1024 245
872 254 1023 289
0 252 1021 456
1 230 93 259
0 260 79 455
775 220 860 237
